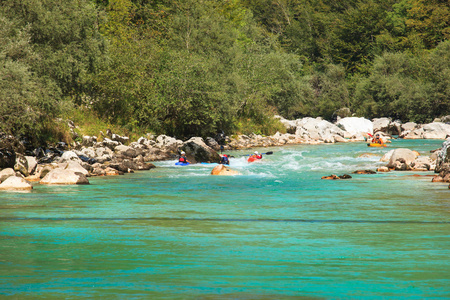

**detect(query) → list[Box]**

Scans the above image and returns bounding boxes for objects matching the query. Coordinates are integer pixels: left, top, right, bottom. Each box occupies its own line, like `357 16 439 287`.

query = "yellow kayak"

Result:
368 143 387 147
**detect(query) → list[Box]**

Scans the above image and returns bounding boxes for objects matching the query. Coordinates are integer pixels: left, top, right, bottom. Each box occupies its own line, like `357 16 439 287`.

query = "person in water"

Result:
250 151 262 159
179 151 191 164
220 154 230 165
372 134 384 144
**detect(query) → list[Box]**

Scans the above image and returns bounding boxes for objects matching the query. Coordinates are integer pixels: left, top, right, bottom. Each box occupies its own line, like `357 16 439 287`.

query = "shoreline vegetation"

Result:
0 116 449 190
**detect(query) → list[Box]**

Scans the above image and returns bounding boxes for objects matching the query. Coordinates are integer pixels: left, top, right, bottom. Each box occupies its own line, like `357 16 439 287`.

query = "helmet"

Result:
376 134 380 137
254 151 258 155
181 151 185 155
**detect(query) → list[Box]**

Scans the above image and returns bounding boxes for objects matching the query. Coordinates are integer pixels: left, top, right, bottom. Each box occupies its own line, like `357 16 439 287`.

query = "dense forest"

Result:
1 0 449 143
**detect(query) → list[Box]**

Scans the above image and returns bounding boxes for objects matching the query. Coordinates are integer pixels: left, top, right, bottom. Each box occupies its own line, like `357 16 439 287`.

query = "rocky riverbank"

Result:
0 116 449 190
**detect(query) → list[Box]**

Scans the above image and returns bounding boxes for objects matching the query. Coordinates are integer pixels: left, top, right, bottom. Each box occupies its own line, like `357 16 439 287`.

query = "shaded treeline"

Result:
1 0 449 142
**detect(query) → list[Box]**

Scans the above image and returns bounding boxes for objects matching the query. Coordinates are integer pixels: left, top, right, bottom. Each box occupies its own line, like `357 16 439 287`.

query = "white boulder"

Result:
295 117 346 142
40 169 89 185
0 176 33 190
0 168 17 182
387 148 419 169
336 117 373 137
372 117 391 133
61 151 82 163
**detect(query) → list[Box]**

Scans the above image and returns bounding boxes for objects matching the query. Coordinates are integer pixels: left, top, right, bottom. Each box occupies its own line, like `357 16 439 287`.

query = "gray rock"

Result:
34 164 58 179
411 156 433 171
275 115 297 134
380 150 395 162
111 133 129 144
102 138 120 150
25 156 37 175
387 148 419 169
296 117 346 141
182 137 220 163
82 136 97 147
60 151 82 163
95 147 113 157
336 117 373 137
0 176 33 190
0 168 16 182
14 154 29 177
435 138 450 173
205 137 220 151
137 137 147 145
64 161 90 177
401 122 418 132
156 135 183 150
372 117 391 133
422 122 450 139
402 122 450 139
389 120 402 135
40 169 89 185
115 145 137 158
80 147 96 158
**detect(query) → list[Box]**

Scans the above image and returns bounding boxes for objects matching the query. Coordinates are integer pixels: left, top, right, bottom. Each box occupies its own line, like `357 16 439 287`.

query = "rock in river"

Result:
40 169 89 185
211 164 240 176
0 176 33 190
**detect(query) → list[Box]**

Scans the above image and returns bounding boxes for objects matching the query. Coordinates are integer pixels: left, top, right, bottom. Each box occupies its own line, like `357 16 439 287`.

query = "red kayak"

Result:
247 157 262 163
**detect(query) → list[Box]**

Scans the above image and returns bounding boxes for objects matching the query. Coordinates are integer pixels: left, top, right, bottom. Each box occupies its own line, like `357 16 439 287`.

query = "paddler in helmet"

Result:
250 151 262 160
220 154 230 165
372 133 384 144
178 151 191 164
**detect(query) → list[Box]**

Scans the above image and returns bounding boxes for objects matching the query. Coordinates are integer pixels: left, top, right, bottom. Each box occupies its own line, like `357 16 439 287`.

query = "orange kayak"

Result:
368 143 387 147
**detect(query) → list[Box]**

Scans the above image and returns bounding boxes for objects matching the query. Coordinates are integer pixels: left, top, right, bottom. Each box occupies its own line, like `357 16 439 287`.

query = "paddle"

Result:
242 151 273 156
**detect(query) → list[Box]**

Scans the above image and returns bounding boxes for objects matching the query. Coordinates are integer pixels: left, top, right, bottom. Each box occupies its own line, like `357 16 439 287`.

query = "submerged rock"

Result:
321 174 352 180
352 170 377 174
211 164 240 176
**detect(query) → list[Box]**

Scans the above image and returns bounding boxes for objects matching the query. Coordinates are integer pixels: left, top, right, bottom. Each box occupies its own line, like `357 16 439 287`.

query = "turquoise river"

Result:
0 139 449 299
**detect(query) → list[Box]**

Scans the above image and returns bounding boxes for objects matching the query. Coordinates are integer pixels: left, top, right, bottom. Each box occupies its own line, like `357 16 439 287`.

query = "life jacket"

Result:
179 156 187 163
256 154 262 159
373 137 383 144
220 155 229 165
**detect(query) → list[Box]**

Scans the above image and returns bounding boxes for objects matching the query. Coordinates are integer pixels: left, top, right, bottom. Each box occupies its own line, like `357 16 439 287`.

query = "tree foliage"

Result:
0 12 59 140
0 0 449 143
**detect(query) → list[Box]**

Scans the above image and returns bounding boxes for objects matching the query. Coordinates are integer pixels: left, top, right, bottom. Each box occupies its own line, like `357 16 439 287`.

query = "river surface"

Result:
0 139 449 299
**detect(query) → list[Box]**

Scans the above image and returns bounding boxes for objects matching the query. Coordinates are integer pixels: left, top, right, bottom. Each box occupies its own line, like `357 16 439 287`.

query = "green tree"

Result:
0 13 59 139
2 0 107 98
353 42 450 122
406 0 450 49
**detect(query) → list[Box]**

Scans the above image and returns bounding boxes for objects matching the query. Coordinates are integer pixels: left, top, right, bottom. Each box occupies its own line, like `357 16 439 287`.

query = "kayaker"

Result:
179 151 191 164
372 134 384 144
220 154 230 165
250 151 262 160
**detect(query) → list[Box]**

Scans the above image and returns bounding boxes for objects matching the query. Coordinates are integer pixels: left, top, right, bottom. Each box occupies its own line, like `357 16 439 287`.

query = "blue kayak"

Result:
175 162 190 166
